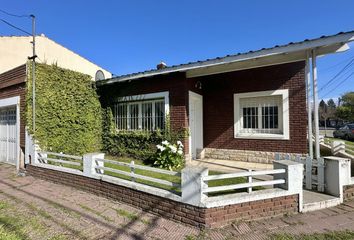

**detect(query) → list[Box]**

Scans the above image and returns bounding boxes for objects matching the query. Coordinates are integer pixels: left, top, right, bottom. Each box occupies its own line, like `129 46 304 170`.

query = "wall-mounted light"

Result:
195 81 202 90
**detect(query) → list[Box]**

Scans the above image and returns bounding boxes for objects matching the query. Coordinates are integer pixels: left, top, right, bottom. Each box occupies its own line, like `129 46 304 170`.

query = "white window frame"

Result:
234 89 289 140
114 91 169 131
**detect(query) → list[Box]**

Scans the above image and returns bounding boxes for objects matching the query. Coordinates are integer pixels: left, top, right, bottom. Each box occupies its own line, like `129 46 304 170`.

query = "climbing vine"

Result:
26 63 103 155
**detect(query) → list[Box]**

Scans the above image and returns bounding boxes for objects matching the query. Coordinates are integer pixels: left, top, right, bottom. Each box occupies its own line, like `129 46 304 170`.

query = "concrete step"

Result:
302 190 341 213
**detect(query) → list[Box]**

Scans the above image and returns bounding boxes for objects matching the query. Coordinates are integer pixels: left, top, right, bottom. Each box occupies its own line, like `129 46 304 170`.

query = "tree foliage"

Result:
26 63 103 155
336 92 354 122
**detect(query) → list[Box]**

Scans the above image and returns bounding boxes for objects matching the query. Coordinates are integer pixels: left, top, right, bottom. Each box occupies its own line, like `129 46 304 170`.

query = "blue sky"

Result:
1 0 354 102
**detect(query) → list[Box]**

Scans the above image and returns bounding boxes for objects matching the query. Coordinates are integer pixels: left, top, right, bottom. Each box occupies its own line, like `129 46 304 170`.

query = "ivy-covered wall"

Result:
27 63 102 155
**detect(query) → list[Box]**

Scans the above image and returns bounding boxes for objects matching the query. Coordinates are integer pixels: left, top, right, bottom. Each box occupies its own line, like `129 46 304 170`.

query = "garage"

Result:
0 98 19 166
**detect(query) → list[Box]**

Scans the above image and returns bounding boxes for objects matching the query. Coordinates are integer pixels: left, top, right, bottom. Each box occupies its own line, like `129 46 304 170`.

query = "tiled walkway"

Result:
1 163 354 240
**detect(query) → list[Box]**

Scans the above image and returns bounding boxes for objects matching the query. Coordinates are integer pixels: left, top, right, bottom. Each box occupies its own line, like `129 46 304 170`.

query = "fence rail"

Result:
38 151 83 170
93 157 181 190
202 168 286 194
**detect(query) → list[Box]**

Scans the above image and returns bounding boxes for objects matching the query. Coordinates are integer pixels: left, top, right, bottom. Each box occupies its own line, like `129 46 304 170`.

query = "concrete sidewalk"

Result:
1 163 354 240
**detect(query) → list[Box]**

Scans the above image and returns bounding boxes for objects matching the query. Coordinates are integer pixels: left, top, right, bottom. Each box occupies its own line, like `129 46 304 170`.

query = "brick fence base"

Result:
344 184 354 202
26 165 299 228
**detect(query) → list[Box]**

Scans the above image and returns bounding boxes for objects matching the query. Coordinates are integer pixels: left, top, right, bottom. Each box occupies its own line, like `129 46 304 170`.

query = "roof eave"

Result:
97 31 354 86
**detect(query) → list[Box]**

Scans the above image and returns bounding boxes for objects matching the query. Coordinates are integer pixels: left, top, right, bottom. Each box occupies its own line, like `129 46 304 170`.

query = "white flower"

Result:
162 140 169 146
177 141 183 147
177 149 183 155
169 145 177 153
156 145 165 151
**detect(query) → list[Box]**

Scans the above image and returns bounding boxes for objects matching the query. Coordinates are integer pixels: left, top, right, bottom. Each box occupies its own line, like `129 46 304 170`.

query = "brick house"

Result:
97 31 354 163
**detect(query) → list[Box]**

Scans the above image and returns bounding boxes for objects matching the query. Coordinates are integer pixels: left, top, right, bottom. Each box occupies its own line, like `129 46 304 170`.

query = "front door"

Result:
189 91 203 159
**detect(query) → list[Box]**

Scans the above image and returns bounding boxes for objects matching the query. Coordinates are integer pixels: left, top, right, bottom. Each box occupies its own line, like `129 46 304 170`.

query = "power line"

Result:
321 70 354 99
321 54 354 72
0 9 30 18
320 58 354 91
318 57 354 92
0 18 31 35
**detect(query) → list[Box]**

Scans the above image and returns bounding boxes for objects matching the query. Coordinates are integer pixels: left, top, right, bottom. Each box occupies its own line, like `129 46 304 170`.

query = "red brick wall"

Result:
192 61 307 154
26 165 299 228
98 61 307 155
98 72 191 152
343 184 354 201
0 64 27 148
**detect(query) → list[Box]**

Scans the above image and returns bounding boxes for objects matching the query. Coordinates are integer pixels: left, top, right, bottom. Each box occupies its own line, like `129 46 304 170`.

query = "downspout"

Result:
311 49 320 159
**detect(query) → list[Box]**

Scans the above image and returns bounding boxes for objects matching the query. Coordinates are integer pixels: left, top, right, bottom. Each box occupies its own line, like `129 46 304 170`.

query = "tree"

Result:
336 92 354 122
319 100 328 123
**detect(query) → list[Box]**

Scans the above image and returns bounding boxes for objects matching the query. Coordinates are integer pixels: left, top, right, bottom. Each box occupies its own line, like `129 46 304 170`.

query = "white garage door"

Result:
0 107 17 165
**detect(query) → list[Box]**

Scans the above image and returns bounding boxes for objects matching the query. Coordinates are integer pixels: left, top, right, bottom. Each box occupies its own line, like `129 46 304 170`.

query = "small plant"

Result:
153 140 184 170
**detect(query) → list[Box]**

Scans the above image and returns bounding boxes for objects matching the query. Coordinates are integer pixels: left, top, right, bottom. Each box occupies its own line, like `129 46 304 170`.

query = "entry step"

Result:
302 190 341 213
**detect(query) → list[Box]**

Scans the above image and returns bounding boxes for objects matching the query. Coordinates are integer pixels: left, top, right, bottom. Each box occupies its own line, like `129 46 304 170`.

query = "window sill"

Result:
234 133 289 140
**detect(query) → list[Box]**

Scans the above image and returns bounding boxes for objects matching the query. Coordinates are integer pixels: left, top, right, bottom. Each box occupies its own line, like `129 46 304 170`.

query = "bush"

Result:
26 63 102 155
153 140 184 170
102 108 188 162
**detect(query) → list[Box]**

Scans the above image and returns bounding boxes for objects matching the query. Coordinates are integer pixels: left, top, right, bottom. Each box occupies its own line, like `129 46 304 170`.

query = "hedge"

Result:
102 109 187 161
26 63 102 155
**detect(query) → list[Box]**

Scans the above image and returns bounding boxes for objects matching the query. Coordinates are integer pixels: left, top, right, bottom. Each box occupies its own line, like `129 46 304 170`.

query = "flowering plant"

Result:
153 140 184 170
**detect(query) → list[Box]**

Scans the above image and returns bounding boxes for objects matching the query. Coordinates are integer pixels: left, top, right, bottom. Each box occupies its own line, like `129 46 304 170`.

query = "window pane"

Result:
115 103 127 130
155 100 165 130
129 104 139 130
142 102 153 131
113 98 165 131
262 106 278 129
242 107 258 129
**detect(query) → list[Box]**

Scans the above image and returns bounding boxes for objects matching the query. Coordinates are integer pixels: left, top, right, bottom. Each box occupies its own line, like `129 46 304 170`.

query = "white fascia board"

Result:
0 96 20 107
115 91 170 115
99 32 354 85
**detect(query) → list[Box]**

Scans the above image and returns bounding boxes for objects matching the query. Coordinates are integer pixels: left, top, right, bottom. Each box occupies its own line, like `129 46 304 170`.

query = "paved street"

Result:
1 163 354 239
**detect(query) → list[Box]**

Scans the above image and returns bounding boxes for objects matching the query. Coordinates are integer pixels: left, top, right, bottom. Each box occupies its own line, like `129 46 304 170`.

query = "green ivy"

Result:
26 63 103 155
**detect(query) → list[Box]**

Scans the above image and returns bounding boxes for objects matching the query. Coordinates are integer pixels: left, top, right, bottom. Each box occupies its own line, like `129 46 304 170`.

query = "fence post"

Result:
323 156 351 202
247 169 252 193
274 160 304 212
317 157 325 192
83 153 105 177
305 156 312 190
181 166 208 206
130 160 135 182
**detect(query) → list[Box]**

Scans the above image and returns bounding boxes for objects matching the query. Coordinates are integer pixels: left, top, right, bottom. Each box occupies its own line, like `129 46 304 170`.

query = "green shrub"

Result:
102 108 187 161
153 140 184 170
26 63 102 155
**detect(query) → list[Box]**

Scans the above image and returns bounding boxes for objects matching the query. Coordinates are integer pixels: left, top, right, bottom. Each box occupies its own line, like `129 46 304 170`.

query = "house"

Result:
97 31 354 163
0 35 111 170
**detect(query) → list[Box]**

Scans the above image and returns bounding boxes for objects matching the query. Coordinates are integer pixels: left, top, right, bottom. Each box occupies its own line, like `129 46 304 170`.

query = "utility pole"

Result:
29 15 37 135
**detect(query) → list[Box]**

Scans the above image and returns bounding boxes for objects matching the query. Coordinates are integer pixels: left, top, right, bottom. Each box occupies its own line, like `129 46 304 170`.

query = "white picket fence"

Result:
38 151 83 169
93 157 181 189
202 169 286 194
275 153 325 192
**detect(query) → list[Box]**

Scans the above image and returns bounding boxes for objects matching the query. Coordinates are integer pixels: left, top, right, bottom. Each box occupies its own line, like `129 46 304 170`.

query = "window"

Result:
234 90 289 139
113 92 169 131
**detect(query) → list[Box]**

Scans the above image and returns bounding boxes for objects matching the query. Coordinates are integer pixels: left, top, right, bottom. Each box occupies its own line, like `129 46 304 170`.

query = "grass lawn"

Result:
0 199 67 240
324 137 354 155
270 230 354 240
103 155 262 196
44 153 265 197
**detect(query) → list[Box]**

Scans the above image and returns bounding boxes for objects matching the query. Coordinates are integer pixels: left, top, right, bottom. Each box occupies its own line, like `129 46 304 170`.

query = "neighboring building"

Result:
0 35 111 79
97 31 354 163
0 35 111 169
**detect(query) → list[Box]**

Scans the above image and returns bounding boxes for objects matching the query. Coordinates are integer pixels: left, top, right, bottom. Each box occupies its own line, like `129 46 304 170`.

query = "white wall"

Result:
0 36 111 79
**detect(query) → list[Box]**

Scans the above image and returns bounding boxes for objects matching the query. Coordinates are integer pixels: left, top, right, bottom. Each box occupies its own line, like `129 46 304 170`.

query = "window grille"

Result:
239 95 282 134
113 99 165 131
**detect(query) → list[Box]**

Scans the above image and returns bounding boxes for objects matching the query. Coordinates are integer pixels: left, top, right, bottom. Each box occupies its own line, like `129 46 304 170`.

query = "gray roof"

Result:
97 30 354 85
